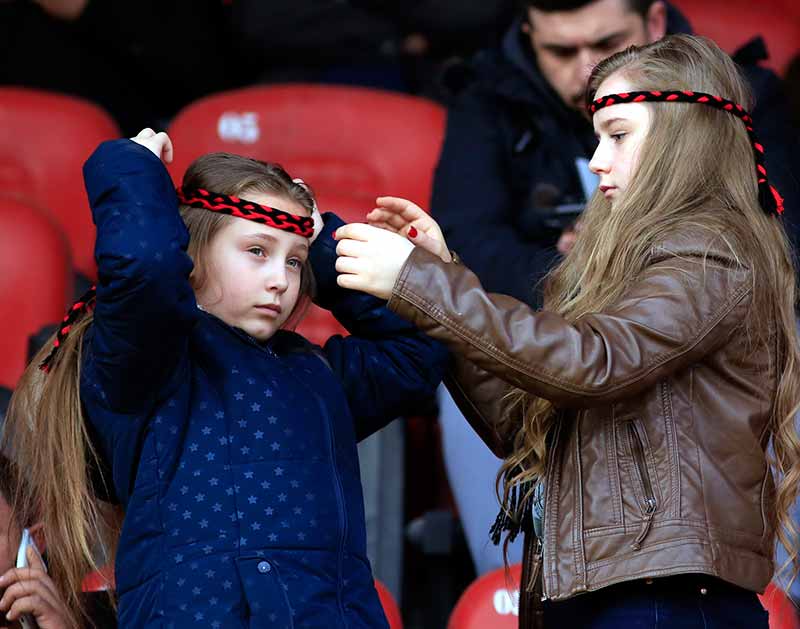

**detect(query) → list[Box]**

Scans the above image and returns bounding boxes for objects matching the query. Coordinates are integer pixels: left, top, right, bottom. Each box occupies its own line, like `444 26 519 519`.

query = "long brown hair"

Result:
2 152 317 627
497 34 800 580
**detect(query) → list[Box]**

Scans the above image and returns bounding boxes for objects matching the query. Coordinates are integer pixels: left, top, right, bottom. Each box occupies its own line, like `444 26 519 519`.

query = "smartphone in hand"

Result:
15 529 42 629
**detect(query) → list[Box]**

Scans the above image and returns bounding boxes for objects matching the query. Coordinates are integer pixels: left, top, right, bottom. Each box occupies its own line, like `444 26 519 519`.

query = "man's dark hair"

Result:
519 0 655 18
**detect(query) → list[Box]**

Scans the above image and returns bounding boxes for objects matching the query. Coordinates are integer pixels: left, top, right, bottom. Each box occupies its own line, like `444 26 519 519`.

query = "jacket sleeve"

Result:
81 139 198 413
444 356 518 458
431 88 560 306
388 247 752 409
308 213 449 441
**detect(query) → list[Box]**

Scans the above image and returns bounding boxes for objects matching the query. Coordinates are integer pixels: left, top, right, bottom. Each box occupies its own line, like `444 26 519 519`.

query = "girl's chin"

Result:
241 321 280 342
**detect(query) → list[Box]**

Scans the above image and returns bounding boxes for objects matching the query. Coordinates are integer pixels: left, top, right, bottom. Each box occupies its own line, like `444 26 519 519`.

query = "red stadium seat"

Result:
0 88 121 280
0 198 72 388
448 564 522 629
759 582 800 629
671 0 800 75
82 564 115 592
167 84 446 343
375 578 404 629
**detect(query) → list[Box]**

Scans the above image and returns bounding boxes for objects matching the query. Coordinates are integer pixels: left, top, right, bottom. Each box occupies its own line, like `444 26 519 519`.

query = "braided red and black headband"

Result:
588 90 784 215
176 187 315 237
40 188 315 372
39 285 96 372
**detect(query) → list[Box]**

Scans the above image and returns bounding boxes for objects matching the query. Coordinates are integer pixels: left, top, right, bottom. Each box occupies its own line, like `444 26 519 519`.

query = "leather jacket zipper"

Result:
628 422 657 550
527 537 543 593
538 420 562 601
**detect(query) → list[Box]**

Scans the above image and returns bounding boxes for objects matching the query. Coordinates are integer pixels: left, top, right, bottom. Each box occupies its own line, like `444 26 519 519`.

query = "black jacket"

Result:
431 6 800 307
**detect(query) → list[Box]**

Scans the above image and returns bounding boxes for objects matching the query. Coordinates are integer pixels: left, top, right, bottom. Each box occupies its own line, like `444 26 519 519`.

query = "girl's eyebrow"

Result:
594 116 628 137
597 117 627 131
246 232 309 254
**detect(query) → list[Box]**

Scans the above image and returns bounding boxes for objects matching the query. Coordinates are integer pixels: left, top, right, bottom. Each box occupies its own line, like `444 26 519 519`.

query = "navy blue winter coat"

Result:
79 140 448 628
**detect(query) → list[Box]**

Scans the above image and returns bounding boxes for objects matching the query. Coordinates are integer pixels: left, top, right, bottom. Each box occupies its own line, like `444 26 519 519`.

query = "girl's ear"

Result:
29 521 46 553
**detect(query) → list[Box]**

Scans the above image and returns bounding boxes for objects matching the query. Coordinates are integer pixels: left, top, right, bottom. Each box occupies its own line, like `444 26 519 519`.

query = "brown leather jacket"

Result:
387 234 776 628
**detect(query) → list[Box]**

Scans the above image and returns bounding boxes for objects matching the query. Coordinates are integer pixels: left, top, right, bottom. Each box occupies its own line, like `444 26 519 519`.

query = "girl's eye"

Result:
287 258 304 270
611 133 626 142
248 247 265 257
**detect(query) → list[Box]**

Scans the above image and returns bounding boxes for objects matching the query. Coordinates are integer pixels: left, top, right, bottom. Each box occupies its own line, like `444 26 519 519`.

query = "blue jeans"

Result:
542 575 769 628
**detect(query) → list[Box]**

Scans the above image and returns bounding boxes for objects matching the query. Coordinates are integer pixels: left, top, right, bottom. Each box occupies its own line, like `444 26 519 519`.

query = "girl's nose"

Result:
267 263 289 293
589 141 610 175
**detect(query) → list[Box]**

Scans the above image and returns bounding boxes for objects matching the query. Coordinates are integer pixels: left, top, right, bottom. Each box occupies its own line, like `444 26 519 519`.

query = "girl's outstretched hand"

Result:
130 128 174 164
366 197 452 263
334 223 414 300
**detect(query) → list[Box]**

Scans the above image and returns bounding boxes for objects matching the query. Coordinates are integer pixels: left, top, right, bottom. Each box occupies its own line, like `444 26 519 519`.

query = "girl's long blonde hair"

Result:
2 153 316 627
497 34 800 581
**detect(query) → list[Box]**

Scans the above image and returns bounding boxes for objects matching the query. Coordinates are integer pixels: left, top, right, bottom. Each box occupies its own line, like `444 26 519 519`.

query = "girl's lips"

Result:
256 304 282 317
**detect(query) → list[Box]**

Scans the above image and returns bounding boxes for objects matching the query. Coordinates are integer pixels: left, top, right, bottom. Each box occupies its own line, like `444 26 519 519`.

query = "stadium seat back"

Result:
448 564 523 629
0 198 72 388
375 578 404 629
671 0 799 74
0 88 121 279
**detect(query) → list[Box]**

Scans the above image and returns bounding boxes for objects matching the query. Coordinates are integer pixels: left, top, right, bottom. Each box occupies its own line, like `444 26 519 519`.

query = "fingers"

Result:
0 566 59 604
334 256 367 275
133 128 156 140
332 223 379 243
308 207 324 243
335 238 369 258
6 591 62 624
336 273 368 292
130 129 173 163
25 547 44 573
160 133 174 164
365 220 401 235
0 576 62 618
556 230 577 255
366 209 408 232
375 196 427 221
408 228 451 263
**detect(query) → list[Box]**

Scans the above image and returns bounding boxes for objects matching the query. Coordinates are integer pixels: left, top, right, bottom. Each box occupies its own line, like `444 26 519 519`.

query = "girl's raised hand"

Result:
130 128 174 164
334 223 414 300
293 178 324 243
367 197 452 263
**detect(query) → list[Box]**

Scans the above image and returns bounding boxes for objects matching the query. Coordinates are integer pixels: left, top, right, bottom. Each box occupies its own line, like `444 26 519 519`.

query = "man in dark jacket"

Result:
431 0 800 577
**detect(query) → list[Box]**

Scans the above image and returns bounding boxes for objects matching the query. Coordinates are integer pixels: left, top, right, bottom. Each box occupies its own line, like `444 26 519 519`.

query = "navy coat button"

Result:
257 560 271 573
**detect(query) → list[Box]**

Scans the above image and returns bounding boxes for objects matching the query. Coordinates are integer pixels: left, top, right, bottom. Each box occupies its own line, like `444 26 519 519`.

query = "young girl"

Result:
3 129 447 628
334 34 800 627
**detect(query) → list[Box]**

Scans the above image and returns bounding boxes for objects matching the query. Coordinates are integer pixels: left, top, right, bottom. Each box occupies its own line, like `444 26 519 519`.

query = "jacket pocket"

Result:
235 556 295 629
622 419 658 550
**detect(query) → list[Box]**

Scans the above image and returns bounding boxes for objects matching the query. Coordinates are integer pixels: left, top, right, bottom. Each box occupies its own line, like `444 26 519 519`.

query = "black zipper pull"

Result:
631 498 657 550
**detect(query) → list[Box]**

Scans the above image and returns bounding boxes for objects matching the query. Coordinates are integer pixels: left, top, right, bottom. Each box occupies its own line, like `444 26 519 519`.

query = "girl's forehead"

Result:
222 217 309 248
595 73 635 100
592 75 650 131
